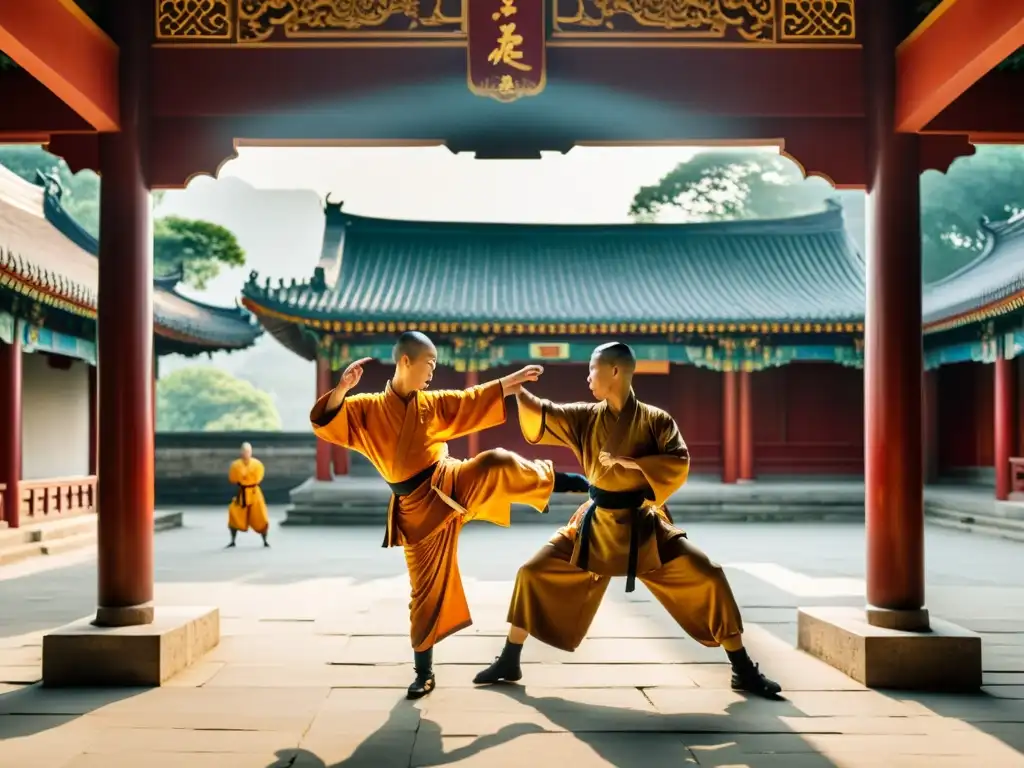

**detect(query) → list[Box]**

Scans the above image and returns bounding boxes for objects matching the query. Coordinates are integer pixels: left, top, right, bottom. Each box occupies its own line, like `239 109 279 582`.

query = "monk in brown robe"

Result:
311 332 590 699
473 342 781 698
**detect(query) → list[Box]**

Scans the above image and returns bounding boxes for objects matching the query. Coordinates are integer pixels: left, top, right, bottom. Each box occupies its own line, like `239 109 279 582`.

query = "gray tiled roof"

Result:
923 215 1024 328
0 165 262 351
243 202 867 327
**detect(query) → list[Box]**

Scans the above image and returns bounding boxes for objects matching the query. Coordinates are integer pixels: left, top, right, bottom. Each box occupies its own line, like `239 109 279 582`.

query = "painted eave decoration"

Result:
0 164 262 352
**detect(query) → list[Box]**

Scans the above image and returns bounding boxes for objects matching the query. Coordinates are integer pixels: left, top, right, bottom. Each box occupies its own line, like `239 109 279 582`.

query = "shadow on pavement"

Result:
0 685 148 741
266 686 840 768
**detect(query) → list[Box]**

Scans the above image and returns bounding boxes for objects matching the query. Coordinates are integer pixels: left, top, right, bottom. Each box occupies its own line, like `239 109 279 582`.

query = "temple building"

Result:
243 201 1024 499
0 163 261 530
923 213 1024 499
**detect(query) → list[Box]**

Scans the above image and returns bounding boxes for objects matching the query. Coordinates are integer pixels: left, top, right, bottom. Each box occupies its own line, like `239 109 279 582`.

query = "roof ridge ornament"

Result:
35 169 64 202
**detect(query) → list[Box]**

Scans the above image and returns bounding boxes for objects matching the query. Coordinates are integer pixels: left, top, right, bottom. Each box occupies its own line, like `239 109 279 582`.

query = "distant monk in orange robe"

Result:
227 441 270 548
473 342 782 698
311 332 590 699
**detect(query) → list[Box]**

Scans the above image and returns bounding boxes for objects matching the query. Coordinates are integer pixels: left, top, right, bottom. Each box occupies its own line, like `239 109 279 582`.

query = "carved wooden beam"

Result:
897 0 1024 133
0 0 118 131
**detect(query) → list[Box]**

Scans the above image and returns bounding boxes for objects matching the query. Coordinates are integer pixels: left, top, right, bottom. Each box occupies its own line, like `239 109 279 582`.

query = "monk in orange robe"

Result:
227 441 270 548
311 332 589 699
473 342 782 698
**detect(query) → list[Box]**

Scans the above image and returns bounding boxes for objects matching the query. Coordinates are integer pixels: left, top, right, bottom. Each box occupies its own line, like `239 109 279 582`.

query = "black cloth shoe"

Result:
728 649 782 698
407 648 436 700
553 472 589 494
473 641 524 685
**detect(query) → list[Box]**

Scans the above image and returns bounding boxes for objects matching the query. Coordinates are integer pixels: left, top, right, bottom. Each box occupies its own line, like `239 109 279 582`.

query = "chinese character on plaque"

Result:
467 0 546 102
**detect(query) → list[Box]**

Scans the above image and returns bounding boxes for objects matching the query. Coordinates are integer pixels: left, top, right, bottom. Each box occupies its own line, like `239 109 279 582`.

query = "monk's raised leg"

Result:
474 532 610 685
453 448 588 526
641 536 781 698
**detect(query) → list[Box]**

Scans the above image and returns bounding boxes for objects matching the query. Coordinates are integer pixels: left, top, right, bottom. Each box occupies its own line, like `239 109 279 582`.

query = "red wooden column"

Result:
863 0 926 626
315 357 333 482
721 370 739 484
95 0 154 628
330 368 348 476
0 336 22 528
466 369 480 457
88 364 97 476
738 370 755 482
922 369 939 484
994 344 1016 500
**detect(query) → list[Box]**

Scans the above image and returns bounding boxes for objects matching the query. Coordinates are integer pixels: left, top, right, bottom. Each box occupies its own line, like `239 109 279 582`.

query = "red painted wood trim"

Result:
0 337 22 528
897 0 1024 133
0 0 119 131
315 357 333 482
994 353 1015 500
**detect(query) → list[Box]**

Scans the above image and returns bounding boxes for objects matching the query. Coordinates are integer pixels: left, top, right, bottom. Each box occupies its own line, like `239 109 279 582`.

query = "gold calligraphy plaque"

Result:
467 0 546 102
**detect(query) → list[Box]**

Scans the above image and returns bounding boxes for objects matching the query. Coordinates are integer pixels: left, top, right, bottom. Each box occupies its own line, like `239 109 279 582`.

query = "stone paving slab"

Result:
3 517 1024 767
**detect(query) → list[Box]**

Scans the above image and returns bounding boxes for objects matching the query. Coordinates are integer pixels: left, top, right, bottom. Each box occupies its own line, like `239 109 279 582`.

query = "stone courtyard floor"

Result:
1 507 1023 767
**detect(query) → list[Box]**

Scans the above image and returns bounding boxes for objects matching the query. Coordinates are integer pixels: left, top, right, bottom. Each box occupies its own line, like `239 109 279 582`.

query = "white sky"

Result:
217 144 779 224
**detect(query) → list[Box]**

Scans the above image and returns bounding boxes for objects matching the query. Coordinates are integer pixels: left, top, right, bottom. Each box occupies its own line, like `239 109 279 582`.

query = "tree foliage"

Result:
154 216 245 289
157 367 282 433
629 151 835 222
0 145 245 289
629 146 1024 284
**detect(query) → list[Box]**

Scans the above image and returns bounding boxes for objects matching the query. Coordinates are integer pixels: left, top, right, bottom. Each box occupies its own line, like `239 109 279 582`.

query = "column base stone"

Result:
42 605 220 687
797 605 981 691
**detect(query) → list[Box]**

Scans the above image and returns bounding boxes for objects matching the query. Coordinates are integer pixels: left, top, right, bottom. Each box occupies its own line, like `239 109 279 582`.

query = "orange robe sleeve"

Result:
634 413 691 507
428 380 506 442
516 388 592 451
309 389 371 450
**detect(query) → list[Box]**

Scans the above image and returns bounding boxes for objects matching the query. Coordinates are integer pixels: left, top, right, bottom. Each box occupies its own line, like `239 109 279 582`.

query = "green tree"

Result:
629 146 1024 283
157 368 282 433
629 150 835 222
0 145 245 289
154 216 245 289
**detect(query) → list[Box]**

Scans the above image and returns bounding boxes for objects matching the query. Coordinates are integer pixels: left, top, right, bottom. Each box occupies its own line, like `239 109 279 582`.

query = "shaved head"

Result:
392 331 436 363
593 342 636 376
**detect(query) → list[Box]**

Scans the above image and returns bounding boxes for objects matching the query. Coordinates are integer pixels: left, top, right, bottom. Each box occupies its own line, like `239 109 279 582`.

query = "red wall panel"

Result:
750 363 863 475
937 361 993 469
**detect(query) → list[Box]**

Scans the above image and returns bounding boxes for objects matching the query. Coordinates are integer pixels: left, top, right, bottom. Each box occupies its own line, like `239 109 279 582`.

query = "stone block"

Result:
41 606 220 687
797 605 982 691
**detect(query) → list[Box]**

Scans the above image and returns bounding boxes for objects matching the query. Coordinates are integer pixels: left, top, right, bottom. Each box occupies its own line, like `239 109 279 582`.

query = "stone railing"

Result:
20 475 97 522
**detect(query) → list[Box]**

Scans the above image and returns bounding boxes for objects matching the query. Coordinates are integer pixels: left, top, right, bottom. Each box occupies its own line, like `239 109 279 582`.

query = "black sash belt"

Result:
381 462 439 547
576 487 650 594
235 483 257 507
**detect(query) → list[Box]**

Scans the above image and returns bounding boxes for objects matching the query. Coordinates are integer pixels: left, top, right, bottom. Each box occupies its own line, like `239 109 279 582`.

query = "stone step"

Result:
0 526 33 548
926 507 1024 543
30 513 97 542
0 541 45 566
39 531 97 556
0 510 183 567
154 510 184 532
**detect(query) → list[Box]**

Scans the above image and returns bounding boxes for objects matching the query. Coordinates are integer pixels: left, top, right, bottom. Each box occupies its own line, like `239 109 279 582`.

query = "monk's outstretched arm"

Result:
309 385 369 449
430 380 507 441
516 388 590 451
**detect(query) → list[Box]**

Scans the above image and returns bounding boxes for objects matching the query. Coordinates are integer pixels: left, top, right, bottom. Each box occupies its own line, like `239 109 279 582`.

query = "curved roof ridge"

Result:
333 202 847 238
927 214 1024 290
